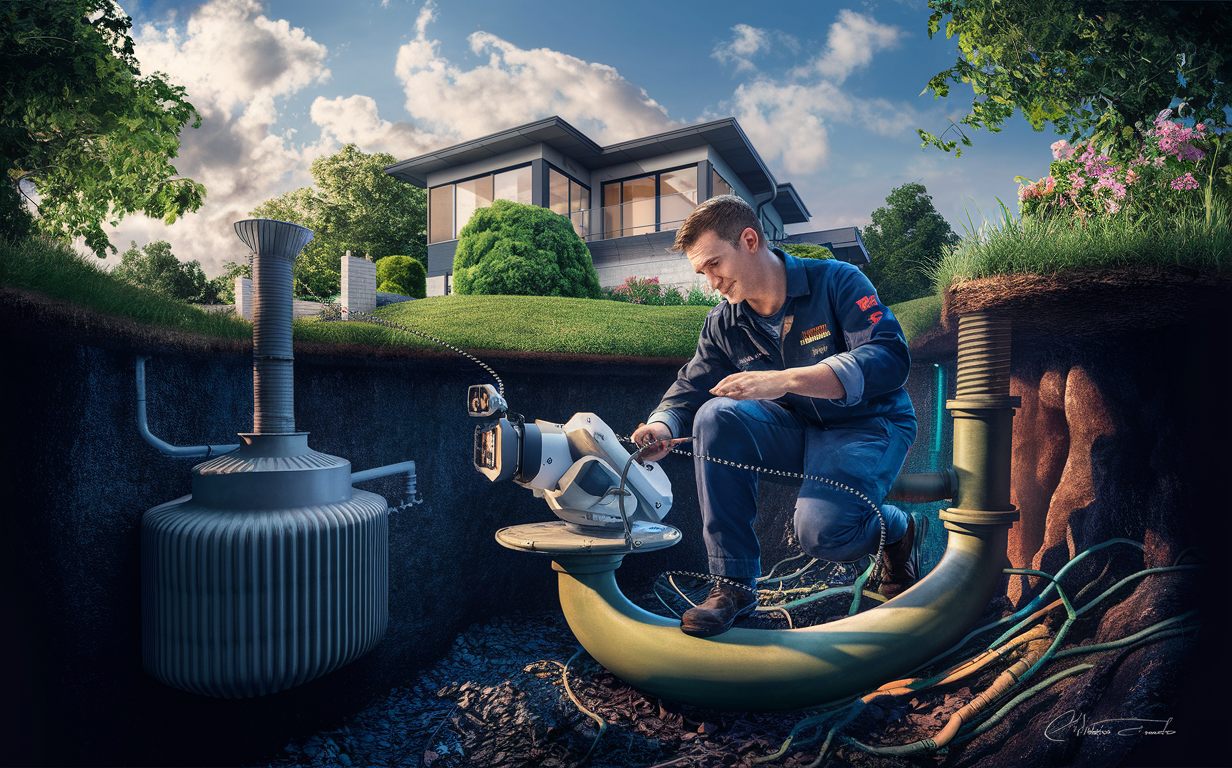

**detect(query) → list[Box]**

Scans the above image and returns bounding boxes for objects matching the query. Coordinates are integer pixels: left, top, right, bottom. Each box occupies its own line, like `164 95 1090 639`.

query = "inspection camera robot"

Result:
468 384 682 555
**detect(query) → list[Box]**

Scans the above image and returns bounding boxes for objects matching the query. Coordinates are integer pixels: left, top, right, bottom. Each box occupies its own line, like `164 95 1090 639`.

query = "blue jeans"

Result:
692 397 915 579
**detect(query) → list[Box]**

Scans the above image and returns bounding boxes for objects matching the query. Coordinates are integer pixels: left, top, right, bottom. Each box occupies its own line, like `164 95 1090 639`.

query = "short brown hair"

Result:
670 194 766 254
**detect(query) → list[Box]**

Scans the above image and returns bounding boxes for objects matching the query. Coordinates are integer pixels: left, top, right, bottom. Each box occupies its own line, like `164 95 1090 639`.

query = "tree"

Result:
110 240 218 303
1 0 205 255
210 259 252 305
780 243 834 260
918 0 1232 160
860 183 959 306
376 255 426 298
250 145 427 299
453 200 601 298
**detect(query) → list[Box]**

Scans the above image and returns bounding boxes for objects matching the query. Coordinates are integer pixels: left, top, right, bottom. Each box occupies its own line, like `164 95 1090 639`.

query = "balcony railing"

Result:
573 192 697 242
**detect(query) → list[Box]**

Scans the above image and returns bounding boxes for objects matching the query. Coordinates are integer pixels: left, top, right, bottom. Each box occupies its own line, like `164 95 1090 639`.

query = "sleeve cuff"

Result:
647 411 681 439
820 353 865 407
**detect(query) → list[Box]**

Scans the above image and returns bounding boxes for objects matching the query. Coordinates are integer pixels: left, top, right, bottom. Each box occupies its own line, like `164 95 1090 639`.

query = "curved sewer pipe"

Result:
504 312 1020 711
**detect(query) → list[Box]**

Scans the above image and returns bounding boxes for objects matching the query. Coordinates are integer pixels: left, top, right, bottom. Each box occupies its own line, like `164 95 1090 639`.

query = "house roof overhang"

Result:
384 116 781 199
772 183 810 225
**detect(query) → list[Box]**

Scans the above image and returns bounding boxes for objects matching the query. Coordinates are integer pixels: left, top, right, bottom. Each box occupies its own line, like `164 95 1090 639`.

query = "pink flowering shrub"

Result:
1018 107 1230 222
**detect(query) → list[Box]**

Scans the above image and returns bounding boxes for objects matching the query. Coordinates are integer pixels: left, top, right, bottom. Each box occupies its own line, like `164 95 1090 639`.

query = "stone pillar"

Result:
341 250 377 319
235 276 253 321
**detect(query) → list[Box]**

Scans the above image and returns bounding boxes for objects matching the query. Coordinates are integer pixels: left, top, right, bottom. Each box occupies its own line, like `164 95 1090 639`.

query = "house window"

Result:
712 169 733 198
602 166 698 240
429 185 453 245
456 175 493 239
659 167 698 230
494 167 532 206
549 167 591 238
428 165 534 243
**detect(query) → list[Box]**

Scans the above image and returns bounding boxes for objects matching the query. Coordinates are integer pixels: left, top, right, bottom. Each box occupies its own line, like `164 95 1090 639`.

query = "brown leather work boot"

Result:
879 515 918 600
679 579 758 637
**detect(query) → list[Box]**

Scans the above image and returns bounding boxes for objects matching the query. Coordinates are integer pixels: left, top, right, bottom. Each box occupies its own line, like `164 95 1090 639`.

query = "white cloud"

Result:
393 2 679 145
310 94 442 158
712 24 800 73
721 10 912 176
805 9 903 83
97 0 331 276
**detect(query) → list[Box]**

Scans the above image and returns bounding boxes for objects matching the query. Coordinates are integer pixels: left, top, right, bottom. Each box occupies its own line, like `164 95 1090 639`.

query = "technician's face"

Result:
687 229 756 304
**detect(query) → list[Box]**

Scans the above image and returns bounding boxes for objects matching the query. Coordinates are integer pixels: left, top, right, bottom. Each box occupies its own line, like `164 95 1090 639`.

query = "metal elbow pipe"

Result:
551 312 1020 710
135 357 239 458
886 468 958 503
351 460 416 485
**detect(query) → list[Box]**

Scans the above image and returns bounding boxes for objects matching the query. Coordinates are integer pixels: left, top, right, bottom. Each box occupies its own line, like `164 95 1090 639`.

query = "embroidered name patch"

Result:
800 324 831 345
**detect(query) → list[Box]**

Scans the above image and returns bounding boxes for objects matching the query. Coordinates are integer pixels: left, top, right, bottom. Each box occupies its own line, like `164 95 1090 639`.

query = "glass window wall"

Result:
601 166 706 240
429 185 453 245
659 167 697 230
549 169 570 215
455 175 493 238
429 165 537 243
494 167 532 205
713 169 733 198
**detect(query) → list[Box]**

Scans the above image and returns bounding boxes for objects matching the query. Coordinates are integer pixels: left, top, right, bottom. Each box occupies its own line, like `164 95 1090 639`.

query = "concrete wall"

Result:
586 231 708 294
342 252 377 316
235 275 253 319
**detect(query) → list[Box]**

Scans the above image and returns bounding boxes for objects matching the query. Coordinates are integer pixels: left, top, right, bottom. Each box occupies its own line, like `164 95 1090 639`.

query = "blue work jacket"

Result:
649 248 916 437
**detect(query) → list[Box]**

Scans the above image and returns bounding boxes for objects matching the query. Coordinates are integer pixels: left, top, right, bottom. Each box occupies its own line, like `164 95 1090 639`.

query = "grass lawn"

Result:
3 234 943 355
299 296 713 357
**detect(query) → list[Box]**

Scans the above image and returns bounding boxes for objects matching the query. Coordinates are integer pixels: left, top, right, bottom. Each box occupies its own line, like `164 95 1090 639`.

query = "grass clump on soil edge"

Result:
931 201 1232 293
0 235 251 340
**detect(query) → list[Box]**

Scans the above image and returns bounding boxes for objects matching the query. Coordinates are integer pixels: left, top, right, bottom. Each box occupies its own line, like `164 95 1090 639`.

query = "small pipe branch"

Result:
135 357 239 458
351 459 417 485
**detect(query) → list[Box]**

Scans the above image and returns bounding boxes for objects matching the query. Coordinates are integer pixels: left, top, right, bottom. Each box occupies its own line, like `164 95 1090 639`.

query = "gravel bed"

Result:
245 582 1024 768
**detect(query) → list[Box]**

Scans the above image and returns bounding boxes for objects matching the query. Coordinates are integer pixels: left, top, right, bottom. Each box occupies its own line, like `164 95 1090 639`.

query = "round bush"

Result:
453 199 601 298
781 243 834 260
376 255 426 298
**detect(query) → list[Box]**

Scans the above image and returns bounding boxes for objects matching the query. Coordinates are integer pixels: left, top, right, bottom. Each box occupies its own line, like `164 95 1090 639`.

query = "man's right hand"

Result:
630 421 675 463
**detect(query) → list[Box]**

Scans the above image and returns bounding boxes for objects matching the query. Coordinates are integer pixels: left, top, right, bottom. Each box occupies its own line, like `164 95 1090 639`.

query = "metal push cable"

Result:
318 304 506 399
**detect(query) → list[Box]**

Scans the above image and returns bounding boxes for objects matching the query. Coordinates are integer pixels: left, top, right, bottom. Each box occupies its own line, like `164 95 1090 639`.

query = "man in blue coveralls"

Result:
630 195 919 638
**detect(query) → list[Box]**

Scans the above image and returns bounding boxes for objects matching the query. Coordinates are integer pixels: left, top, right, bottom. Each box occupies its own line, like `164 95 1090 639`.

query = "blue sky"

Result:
108 0 1063 276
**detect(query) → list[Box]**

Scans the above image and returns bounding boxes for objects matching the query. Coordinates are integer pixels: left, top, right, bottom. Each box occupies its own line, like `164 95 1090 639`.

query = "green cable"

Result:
1051 612 1200 659
1074 565 1202 618
562 647 607 767
847 557 878 616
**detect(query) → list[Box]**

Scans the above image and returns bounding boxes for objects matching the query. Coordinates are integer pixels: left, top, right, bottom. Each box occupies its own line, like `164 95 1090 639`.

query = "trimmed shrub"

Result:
376 254 426 298
685 287 723 306
780 242 834 260
453 199 601 298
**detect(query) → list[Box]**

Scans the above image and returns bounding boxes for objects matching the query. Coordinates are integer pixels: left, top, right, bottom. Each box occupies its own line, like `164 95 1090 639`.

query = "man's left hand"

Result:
710 371 789 400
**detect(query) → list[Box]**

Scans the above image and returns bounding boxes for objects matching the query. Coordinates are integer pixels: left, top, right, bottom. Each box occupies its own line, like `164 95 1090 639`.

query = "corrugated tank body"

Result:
140 219 389 698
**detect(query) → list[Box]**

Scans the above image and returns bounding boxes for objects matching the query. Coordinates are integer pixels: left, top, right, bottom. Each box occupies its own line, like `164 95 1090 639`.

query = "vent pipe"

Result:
233 218 312 434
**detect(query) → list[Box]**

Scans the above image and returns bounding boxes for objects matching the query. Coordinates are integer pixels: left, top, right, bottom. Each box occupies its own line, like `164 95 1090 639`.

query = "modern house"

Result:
384 116 870 296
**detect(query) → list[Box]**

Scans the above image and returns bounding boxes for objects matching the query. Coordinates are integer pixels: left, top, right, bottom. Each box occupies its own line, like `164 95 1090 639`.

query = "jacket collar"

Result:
731 246 809 322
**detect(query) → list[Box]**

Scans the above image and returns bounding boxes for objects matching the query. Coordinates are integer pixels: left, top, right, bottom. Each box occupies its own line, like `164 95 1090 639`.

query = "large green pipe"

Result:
548 312 1021 710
